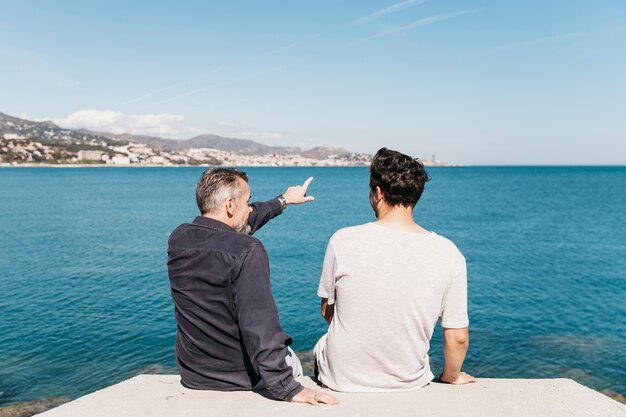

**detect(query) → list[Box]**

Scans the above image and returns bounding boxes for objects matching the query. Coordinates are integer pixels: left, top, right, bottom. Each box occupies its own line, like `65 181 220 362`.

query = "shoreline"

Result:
0 163 462 168
3 163 625 169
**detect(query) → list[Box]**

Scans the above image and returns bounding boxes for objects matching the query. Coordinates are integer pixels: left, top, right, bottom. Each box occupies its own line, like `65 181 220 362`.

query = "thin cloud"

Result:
478 32 586 55
264 30 330 56
117 81 189 106
352 0 428 26
360 9 476 42
151 66 283 106
125 1 432 107
117 70 222 106
266 42 302 56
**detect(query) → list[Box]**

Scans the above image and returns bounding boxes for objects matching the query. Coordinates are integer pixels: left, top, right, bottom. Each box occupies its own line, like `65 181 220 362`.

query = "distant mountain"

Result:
0 111 353 159
0 112 117 145
301 146 350 159
182 134 300 155
109 133 346 157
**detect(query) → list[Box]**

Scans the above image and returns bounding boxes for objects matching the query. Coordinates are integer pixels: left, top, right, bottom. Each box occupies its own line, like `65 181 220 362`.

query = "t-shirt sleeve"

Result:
317 240 337 305
439 254 469 328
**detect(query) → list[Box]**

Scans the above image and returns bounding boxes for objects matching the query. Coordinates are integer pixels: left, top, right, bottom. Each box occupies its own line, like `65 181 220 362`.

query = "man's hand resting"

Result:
290 387 339 406
282 177 315 205
439 371 477 385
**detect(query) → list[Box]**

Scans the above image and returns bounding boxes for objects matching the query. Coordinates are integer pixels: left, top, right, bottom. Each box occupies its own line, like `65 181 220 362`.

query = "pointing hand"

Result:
282 177 315 205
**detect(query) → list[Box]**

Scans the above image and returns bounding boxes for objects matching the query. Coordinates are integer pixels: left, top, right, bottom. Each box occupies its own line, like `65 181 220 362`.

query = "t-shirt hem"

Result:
321 376 434 393
440 320 469 328
317 366 435 394
317 290 334 304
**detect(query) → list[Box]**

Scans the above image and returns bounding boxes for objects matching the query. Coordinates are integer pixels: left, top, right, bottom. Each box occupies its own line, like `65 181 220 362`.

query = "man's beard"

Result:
235 220 251 234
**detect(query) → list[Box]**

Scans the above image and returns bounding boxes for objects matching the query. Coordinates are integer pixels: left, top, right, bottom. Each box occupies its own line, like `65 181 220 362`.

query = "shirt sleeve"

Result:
439 255 469 328
247 198 284 235
232 242 303 401
317 240 337 305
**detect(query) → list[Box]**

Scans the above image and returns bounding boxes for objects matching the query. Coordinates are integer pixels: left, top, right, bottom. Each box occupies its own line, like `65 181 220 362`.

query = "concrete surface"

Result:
36 375 626 417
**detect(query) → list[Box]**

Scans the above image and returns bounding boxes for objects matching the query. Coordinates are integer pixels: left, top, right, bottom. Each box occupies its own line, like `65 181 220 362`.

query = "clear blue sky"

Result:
1 0 625 164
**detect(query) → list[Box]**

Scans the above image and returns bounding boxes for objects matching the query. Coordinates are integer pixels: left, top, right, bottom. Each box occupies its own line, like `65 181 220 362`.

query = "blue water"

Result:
0 166 625 406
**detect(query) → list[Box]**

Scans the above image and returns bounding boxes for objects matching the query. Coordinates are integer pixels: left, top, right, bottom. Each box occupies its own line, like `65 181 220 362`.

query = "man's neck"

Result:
202 212 234 229
375 204 429 234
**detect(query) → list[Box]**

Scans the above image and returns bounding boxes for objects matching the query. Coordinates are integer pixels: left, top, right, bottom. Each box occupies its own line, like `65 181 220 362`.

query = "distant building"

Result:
129 144 151 155
3 133 25 140
111 156 131 165
111 145 129 153
77 150 104 161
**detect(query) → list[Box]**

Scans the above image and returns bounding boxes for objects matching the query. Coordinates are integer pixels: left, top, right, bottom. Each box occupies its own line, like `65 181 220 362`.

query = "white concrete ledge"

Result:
36 375 626 417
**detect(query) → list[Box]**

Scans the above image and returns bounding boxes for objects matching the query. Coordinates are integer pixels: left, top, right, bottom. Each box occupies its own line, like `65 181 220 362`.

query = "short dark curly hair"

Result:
369 147 430 208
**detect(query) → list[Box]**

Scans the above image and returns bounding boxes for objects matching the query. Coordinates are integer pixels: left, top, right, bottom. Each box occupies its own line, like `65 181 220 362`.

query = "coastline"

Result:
0 164 369 168
0 162 462 168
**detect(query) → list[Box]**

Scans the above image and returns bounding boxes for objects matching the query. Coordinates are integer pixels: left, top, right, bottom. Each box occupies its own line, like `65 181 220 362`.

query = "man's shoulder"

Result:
168 222 263 255
328 223 375 245
429 232 465 261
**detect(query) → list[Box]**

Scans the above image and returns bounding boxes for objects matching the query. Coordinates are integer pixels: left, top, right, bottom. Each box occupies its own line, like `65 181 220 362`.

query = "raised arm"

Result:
247 177 315 235
247 198 283 234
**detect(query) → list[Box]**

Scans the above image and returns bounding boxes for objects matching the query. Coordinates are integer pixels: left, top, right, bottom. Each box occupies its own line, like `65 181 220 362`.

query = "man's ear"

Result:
225 197 235 217
375 186 384 203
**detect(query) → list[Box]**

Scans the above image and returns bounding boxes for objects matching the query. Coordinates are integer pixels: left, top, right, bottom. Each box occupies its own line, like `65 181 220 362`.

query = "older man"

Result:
315 148 476 392
168 168 338 406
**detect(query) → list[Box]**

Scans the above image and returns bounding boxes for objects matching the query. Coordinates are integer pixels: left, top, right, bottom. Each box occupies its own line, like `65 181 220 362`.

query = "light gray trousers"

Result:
286 347 303 377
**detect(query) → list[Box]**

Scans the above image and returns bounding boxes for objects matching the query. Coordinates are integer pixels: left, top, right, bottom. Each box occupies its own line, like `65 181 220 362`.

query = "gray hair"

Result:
196 168 249 214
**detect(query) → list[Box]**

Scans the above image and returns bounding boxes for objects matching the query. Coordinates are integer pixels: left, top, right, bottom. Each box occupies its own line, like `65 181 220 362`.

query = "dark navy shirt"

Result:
167 198 303 400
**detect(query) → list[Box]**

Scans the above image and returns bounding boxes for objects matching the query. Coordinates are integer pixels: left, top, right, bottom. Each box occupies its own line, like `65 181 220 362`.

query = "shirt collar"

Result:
192 216 235 232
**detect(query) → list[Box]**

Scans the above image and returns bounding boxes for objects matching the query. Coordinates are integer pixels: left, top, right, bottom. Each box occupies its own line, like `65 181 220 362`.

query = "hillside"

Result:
0 112 120 145
1 111 368 166
0 111 351 158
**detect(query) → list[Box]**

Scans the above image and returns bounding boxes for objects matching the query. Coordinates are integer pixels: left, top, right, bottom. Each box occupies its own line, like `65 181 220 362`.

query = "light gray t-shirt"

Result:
314 222 468 392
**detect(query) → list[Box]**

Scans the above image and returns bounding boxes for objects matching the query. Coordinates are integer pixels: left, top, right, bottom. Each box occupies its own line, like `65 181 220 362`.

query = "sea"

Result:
0 166 625 407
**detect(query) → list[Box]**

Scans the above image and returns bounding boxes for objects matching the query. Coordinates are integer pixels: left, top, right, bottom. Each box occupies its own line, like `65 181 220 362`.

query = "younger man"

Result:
315 148 476 392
